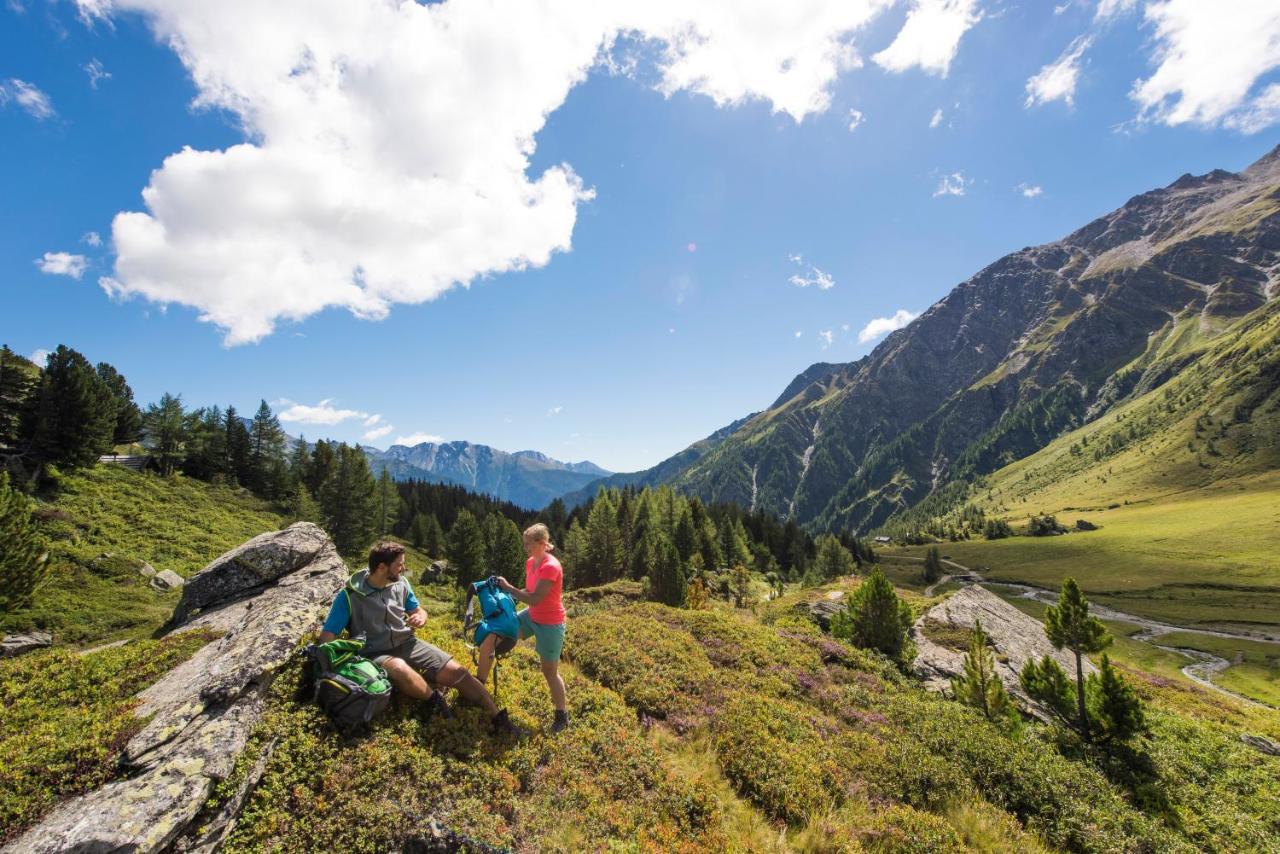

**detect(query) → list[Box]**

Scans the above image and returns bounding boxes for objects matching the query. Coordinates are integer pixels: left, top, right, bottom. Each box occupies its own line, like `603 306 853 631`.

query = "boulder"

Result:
173 521 332 624
150 568 186 592
804 597 845 631
422 558 449 581
1241 734 1280 756
0 631 52 659
138 562 158 579
4 524 347 854
910 585 1095 720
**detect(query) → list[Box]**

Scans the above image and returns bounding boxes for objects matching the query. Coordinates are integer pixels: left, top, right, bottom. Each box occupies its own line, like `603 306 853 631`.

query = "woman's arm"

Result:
499 577 553 606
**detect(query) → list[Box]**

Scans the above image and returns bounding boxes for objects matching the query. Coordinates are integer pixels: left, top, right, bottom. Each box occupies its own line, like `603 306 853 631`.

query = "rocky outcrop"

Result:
910 585 1095 719
4 522 347 854
0 631 51 658
150 568 186 592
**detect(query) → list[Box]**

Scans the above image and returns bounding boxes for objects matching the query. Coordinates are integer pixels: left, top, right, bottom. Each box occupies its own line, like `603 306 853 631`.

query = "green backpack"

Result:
304 636 393 736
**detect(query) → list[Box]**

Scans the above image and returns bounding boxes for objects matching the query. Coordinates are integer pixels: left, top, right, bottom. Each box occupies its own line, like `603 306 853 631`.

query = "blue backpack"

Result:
464 576 519 655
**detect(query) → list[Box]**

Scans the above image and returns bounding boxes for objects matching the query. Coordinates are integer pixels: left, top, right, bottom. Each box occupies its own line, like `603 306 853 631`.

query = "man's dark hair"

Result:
368 540 406 572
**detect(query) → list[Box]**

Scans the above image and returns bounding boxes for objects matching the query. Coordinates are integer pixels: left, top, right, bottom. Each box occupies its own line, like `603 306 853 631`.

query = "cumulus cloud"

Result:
1016 182 1043 198
36 252 88 278
78 0 940 345
818 329 834 348
275 398 370 425
0 78 55 120
1026 36 1092 108
1131 0 1280 132
932 171 970 197
394 432 444 447
847 108 865 130
929 107 944 127
82 231 103 247
788 254 835 289
363 424 393 442
873 0 983 76
362 414 382 427
858 308 918 343
28 348 50 366
84 58 112 89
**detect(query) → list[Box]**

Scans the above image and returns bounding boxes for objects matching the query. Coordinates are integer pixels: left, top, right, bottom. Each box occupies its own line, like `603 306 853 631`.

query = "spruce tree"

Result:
0 471 47 612
562 517 588 589
224 406 252 486
446 508 487 587
182 406 228 481
0 346 38 448
951 619 1020 731
1094 654 1145 743
286 480 322 525
248 400 286 495
730 563 752 607
319 443 379 556
25 345 115 470
649 534 687 607
94 362 143 445
720 517 752 569
143 393 187 476
485 513 525 585
1043 577 1110 741
289 435 311 491
582 490 622 587
673 506 698 563
831 568 914 665
306 438 336 496
922 547 944 584
422 513 445 558
813 534 856 581
376 467 395 535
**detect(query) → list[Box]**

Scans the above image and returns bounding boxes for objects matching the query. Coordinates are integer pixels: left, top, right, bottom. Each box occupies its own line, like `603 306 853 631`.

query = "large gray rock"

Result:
4 524 347 854
150 568 186 592
173 521 331 623
0 631 52 658
911 585 1096 719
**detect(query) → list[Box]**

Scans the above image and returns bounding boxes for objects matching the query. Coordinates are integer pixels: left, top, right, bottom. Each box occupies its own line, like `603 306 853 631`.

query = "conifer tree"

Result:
181 406 228 480
485 513 525 585
922 546 944 584
306 438 336 496
649 534 687 607
25 345 116 470
813 534 856 581
0 346 38 448
410 512 444 555
319 443 379 556
95 362 143 445
720 517 752 569
289 435 311 490
582 490 623 587
143 393 187 476
1043 577 1110 741
951 619 1020 731
831 568 914 665
730 563 752 607
223 406 252 486
0 471 47 612
562 517 588 589
1094 654 1146 743
673 506 698 563
376 468 395 535
446 508 488 587
248 400 286 495
286 480 322 525
1019 655 1078 725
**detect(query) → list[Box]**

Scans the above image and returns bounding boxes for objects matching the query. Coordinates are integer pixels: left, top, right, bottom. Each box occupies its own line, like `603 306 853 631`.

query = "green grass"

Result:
1156 631 1280 708
1 464 288 646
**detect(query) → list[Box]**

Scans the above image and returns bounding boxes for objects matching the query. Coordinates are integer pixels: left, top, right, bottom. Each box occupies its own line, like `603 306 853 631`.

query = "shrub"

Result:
830 570 914 666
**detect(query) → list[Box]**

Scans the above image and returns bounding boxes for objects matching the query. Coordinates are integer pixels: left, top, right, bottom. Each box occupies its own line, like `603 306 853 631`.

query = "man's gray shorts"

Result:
371 638 453 683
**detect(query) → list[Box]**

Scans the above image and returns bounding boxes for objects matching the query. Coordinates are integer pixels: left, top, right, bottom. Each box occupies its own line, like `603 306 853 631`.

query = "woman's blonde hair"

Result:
523 522 555 552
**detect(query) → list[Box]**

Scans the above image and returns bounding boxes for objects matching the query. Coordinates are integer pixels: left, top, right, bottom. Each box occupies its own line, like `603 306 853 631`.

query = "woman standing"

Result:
489 523 569 732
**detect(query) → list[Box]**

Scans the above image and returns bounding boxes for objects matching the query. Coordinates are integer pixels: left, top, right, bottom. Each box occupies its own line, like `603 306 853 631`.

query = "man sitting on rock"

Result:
317 540 524 737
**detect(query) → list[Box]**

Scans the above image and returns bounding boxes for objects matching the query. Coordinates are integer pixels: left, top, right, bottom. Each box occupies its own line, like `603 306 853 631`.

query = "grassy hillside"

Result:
1 464 288 645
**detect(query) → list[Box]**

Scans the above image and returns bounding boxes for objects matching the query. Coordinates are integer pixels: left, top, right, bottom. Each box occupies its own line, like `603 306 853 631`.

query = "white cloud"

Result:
873 0 983 76
28 348 49 366
932 171 971 197
36 252 89 278
362 414 382 427
1131 0 1280 132
1016 182 1043 198
788 254 835 289
858 308 918 343
794 330 803 338
276 398 370 425
546 405 563 416
818 329 834 348
929 107 944 127
78 0 936 345
847 108 864 130
82 231 103 247
84 58 112 89
1025 36 1092 108
0 78 55 120
1094 0 1137 21
394 432 444 447
363 424 393 442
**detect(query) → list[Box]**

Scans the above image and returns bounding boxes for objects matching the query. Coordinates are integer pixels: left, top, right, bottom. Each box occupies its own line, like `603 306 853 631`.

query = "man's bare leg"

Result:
437 659 499 718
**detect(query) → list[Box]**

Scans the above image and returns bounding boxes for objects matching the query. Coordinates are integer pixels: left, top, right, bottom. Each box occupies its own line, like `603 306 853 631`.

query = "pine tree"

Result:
582 490 623 587
0 471 47 612
289 435 311 491
922 547 944 584
673 505 698 563
720 517 752 569
0 346 38 448
25 345 116 470
319 443 379 556
94 362 143 445
306 438 336 496
446 508 488 587
422 513 446 558
1094 654 1145 743
812 534 856 581
649 534 687 607
831 568 914 665
248 400 286 496
562 517 589 589
1043 577 1111 741
376 468 395 535
224 406 252 486
951 619 1020 731
485 513 525 586
286 480 322 525
1020 655 1078 725
143 393 187 476
730 563 752 607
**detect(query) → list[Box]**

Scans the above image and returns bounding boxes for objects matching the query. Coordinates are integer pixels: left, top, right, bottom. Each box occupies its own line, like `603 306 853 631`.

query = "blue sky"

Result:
3 0 1278 472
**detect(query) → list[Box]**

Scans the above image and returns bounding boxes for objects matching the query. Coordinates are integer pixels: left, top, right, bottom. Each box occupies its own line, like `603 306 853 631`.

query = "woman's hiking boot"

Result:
551 709 570 734
490 709 527 739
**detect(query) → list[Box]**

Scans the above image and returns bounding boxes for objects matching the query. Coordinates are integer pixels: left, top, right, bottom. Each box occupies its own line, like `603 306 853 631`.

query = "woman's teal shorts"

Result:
517 609 565 662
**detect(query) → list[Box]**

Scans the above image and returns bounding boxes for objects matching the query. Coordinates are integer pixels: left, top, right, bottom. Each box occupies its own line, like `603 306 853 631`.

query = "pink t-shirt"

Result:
525 554 565 625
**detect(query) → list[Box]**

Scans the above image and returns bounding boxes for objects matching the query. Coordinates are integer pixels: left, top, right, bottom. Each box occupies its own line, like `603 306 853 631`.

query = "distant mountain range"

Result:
363 440 610 509
566 144 1280 532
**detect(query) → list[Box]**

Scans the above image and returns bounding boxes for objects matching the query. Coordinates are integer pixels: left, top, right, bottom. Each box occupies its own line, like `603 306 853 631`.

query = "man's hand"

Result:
495 576 515 593
406 607 427 629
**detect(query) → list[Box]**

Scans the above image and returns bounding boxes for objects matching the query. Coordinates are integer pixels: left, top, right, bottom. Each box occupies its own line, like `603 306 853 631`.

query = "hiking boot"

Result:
419 690 453 723
490 709 527 739
551 710 570 734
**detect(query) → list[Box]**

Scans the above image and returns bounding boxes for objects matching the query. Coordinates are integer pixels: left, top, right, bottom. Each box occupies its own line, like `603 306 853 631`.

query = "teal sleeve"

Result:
321 591 350 635
405 580 420 613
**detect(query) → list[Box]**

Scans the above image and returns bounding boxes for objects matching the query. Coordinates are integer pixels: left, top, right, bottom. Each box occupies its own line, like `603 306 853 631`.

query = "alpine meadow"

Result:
2 1 1279 852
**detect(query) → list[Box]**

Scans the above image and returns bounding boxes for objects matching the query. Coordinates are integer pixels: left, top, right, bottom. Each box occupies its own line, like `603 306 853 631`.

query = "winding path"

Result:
888 554 1278 708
